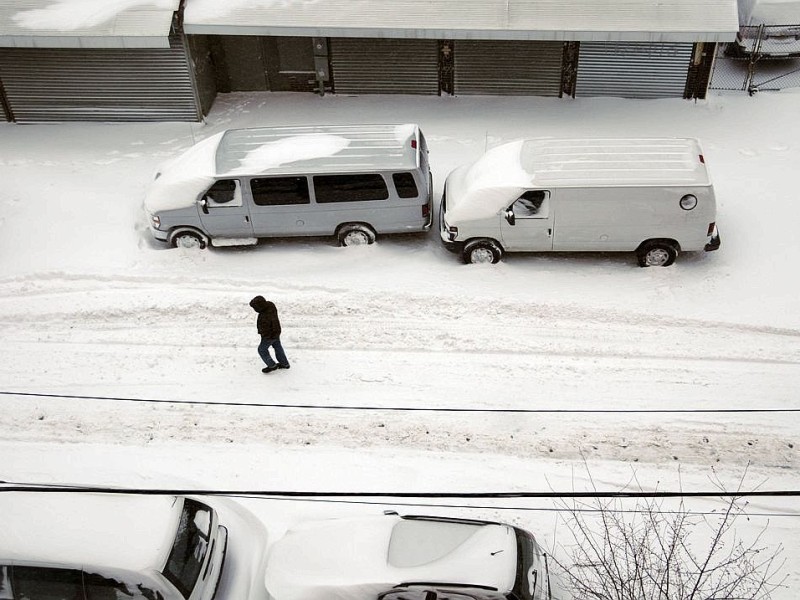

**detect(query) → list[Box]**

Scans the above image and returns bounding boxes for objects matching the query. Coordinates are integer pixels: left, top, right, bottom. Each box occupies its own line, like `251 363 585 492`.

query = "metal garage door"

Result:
575 42 693 99
330 38 439 94
454 40 563 96
0 36 199 122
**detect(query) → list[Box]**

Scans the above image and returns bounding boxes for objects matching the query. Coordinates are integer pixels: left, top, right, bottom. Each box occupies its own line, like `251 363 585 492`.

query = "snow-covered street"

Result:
2 90 799 597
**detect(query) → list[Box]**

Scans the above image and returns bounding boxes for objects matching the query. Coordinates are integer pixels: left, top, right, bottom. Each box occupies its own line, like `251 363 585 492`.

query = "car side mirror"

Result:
505 209 515 226
199 197 209 214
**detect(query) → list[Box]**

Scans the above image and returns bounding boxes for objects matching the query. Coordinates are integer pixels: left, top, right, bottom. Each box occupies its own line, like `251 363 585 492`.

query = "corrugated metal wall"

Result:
454 40 563 96
575 42 693 98
330 38 439 94
0 36 199 122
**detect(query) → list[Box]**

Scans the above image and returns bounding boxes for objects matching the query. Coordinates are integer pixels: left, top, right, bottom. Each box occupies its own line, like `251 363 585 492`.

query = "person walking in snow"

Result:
249 296 290 373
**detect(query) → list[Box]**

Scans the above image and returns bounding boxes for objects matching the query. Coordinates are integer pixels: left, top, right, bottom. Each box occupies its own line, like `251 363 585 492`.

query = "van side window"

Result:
314 174 389 203
392 173 419 198
13 566 84 600
84 572 164 600
0 567 12 600
203 179 242 207
512 190 550 218
251 177 310 206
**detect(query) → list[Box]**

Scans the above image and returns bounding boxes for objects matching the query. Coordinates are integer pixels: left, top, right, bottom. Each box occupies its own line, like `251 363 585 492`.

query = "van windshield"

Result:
163 499 212 598
510 528 540 600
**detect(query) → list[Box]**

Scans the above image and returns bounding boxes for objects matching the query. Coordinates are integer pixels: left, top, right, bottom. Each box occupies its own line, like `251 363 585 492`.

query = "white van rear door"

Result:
500 191 554 252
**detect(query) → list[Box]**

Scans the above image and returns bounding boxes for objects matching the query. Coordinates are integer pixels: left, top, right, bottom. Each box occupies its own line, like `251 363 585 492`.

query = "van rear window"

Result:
251 177 310 206
163 499 211 599
392 173 419 198
314 174 389 203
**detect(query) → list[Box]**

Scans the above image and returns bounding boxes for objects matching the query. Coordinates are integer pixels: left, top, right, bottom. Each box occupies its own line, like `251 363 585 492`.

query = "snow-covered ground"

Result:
1 90 799 597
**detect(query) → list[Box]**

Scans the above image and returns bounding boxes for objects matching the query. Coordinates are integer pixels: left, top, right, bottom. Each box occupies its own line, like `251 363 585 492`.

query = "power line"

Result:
2 390 799 414
2 482 799 499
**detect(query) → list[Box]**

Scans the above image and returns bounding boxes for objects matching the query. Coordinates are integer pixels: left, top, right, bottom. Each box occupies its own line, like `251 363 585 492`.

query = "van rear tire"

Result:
338 224 376 247
463 239 502 264
637 241 678 267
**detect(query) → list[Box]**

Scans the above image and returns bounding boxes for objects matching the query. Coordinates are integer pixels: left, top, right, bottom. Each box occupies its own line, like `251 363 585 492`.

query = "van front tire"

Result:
338 224 376 247
463 239 503 264
170 230 208 250
637 241 678 267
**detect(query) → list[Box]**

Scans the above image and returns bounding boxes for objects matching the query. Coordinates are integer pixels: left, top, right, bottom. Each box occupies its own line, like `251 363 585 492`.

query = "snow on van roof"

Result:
265 515 517 600
445 137 710 221
144 124 419 213
0 492 182 571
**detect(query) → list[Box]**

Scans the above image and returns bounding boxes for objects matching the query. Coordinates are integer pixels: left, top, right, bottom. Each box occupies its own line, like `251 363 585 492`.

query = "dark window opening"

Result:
392 172 419 198
276 37 315 73
314 174 389 203
13 567 84 600
251 177 310 206
204 179 241 206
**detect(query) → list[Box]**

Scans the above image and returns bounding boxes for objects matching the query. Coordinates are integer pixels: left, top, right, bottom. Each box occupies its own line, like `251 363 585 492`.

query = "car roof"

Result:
215 124 420 177
0 492 182 571
265 514 517 600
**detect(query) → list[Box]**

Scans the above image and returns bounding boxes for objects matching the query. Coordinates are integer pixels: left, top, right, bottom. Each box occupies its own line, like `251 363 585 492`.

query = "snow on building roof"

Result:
264 515 517 600
0 492 182 570
0 0 180 48
184 0 739 43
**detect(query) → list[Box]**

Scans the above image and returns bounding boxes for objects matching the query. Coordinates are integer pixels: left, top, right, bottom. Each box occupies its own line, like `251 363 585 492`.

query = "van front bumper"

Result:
705 230 721 252
150 227 169 242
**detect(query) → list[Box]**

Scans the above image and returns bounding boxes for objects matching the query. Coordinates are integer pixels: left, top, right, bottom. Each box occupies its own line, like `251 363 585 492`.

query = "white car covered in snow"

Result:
0 492 228 600
264 513 565 600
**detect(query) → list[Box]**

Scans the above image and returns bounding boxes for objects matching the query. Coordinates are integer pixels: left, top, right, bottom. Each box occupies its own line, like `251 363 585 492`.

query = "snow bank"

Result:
12 0 178 30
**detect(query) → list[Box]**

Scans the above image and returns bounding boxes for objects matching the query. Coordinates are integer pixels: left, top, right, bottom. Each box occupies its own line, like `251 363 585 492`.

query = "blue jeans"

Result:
258 337 288 368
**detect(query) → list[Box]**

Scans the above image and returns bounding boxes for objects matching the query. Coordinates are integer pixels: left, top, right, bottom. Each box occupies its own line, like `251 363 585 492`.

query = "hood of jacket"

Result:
250 296 276 314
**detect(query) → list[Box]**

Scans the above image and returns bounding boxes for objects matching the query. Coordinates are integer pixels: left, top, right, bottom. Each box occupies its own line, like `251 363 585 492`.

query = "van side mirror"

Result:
199 197 209 214
505 209 515 226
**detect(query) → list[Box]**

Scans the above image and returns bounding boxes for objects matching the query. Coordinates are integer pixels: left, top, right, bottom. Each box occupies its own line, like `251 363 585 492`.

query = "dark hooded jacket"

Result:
249 296 281 339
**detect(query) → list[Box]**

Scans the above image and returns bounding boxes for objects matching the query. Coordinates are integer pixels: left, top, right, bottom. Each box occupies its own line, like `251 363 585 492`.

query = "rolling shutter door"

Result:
0 36 198 122
454 40 563 96
575 42 693 99
330 38 439 94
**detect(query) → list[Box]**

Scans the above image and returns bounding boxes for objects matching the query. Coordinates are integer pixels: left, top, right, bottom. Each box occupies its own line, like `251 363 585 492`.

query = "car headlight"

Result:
151 214 161 229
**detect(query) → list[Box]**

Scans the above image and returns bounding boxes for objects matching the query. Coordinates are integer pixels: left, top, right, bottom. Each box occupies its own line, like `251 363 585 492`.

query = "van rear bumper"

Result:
705 230 721 252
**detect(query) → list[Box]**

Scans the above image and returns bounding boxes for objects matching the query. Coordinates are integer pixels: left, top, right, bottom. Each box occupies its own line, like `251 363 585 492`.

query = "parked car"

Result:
439 138 720 266
144 124 432 249
264 512 566 600
0 492 228 600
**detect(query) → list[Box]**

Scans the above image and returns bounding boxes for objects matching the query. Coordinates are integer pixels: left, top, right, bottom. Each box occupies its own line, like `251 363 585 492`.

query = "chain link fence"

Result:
710 24 800 93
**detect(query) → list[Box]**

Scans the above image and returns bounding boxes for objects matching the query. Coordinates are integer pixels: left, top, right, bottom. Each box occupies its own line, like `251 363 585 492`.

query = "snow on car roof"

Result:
0 492 182 571
144 124 419 213
264 515 517 600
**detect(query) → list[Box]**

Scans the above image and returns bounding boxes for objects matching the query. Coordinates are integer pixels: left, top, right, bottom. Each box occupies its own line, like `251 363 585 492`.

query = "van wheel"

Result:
171 231 207 250
338 224 375 247
637 241 678 267
463 240 502 264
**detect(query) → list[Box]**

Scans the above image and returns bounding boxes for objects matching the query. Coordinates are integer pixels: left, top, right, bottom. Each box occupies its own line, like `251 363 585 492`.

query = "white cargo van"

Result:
145 124 432 249
440 138 721 266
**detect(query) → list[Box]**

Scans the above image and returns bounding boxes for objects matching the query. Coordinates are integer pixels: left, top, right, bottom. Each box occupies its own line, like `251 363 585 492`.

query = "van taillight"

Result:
422 203 430 217
707 222 716 236
411 139 417 149
699 154 705 164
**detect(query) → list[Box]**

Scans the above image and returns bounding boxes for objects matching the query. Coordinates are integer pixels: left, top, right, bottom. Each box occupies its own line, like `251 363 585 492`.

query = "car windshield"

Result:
162 499 212 598
510 528 538 600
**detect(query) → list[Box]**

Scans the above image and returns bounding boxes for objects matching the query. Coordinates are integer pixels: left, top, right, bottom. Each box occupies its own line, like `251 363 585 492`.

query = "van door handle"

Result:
548 228 552 236
245 215 250 223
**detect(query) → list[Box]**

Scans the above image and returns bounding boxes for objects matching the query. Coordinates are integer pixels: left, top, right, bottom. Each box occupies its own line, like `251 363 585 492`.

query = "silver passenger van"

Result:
145 124 432 249
0 492 228 600
440 138 721 266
